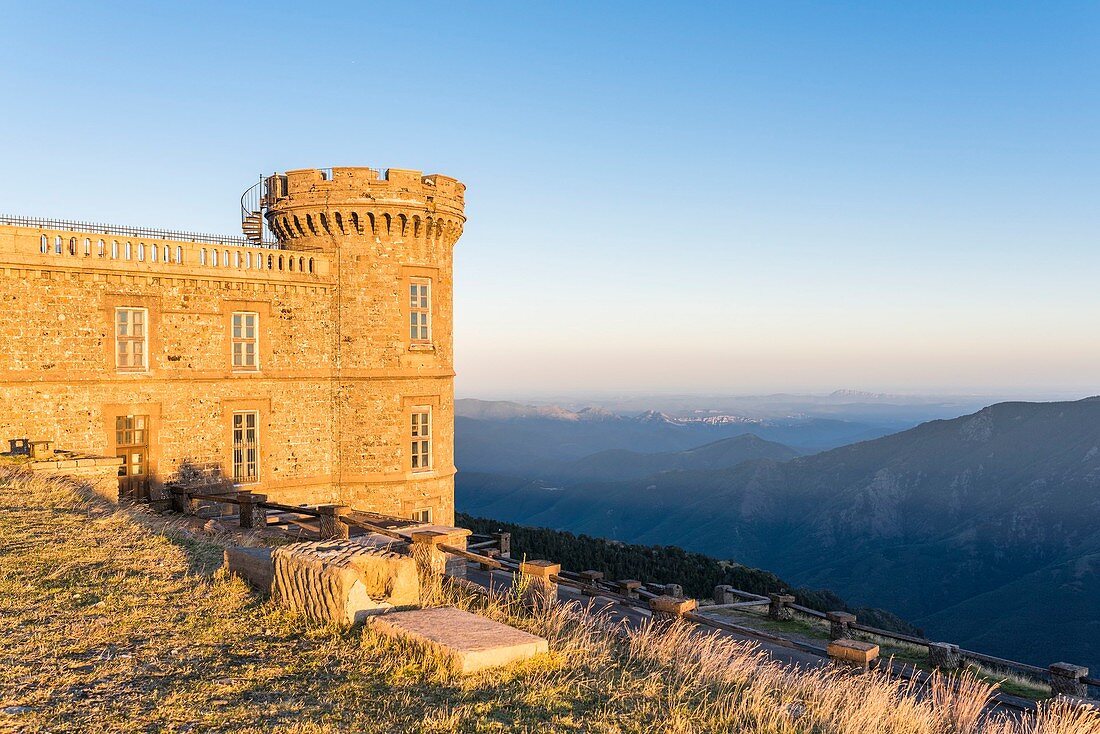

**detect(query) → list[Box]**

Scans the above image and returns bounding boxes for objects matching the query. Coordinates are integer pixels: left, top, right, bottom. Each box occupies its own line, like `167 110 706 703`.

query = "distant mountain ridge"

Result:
456 398 913 474
457 397 1100 671
542 434 801 483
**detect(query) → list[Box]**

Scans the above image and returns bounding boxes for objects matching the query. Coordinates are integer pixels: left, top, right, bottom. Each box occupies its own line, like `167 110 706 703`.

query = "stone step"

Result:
370 606 548 674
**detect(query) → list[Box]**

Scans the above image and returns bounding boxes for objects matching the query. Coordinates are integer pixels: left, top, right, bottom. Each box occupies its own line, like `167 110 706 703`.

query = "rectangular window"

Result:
411 408 431 471
231 312 259 370
409 279 431 343
115 308 147 371
232 411 260 484
411 508 433 524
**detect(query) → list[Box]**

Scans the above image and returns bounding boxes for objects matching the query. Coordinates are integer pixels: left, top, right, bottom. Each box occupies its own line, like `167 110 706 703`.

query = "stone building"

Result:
0 166 465 524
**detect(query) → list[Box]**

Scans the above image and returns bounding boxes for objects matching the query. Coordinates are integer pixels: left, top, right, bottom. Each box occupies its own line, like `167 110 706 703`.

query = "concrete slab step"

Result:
370 606 548 673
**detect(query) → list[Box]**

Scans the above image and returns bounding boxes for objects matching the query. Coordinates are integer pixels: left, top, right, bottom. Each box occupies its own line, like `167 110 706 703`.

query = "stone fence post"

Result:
768 593 795 621
616 579 642 599
478 547 500 571
826 611 856 640
714 585 736 605
650 595 698 621
237 491 268 529
410 530 449 604
519 560 560 610
1049 663 1089 698
170 486 197 515
492 531 511 559
579 570 604 596
317 504 351 540
664 583 684 599
927 642 961 670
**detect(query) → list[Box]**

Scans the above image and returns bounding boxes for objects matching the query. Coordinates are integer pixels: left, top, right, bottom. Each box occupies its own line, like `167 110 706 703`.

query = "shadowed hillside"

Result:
458 397 1100 671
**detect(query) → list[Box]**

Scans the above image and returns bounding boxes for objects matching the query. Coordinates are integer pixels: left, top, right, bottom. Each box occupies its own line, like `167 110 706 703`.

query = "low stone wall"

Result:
16 452 123 502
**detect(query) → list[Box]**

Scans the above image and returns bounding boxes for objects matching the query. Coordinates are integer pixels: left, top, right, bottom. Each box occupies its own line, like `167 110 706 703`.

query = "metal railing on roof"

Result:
0 214 281 249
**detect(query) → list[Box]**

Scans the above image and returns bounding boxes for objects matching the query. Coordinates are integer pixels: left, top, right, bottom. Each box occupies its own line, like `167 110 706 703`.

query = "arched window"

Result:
68 237 76 255
200 248 207 265
54 236 63 254
125 241 132 260
267 255 273 270
234 251 240 268
211 249 218 267
83 238 91 256
137 243 145 261
299 257 304 272
278 256 284 271
112 240 119 259
176 246 182 264
151 244 158 262
288 257 294 272
98 239 106 257
40 235 48 254
222 250 229 267
308 258 314 274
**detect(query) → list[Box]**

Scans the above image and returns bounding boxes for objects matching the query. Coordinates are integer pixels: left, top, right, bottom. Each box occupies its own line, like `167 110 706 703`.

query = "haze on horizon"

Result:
1 3 1096 398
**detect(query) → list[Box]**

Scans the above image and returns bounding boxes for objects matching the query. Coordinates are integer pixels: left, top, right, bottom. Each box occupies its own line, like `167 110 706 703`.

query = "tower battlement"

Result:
264 167 465 250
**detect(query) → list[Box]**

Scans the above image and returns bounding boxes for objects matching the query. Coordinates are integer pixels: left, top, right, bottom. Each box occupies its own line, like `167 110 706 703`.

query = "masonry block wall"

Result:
0 166 465 524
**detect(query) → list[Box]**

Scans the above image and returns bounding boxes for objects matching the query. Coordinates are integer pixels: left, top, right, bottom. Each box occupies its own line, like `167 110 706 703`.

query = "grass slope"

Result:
2 469 1098 733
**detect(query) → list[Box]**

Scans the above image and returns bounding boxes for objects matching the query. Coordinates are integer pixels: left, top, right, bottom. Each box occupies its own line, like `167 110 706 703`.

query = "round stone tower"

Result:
263 167 465 524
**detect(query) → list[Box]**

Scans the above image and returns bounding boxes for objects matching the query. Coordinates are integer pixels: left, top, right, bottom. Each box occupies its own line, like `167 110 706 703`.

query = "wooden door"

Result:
115 415 150 501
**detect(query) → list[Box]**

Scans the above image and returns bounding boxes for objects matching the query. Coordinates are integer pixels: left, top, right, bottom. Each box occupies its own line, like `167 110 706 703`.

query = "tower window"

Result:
54 236 62 255
411 407 431 472
115 308 147 371
411 508 433 524
231 312 259 370
409 278 431 343
232 411 260 484
40 235 48 254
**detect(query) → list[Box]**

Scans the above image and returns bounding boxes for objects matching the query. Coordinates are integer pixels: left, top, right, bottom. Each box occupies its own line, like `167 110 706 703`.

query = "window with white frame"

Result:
411 508 432 524
410 407 431 471
115 308 147 371
231 312 259 370
40 235 48 253
409 278 431 343
232 411 260 483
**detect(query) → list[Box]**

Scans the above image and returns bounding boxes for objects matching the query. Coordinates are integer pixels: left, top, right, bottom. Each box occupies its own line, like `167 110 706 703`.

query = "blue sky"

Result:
2 2 1098 397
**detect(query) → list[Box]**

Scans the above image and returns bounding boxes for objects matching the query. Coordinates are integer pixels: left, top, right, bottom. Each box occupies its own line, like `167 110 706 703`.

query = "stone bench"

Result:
827 639 879 670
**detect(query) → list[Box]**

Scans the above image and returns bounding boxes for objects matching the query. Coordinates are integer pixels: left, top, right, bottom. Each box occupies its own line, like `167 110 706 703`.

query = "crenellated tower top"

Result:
261 167 465 252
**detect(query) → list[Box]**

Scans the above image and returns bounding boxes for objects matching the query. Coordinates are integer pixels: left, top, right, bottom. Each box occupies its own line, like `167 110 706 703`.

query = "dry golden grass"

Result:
1 468 1098 733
